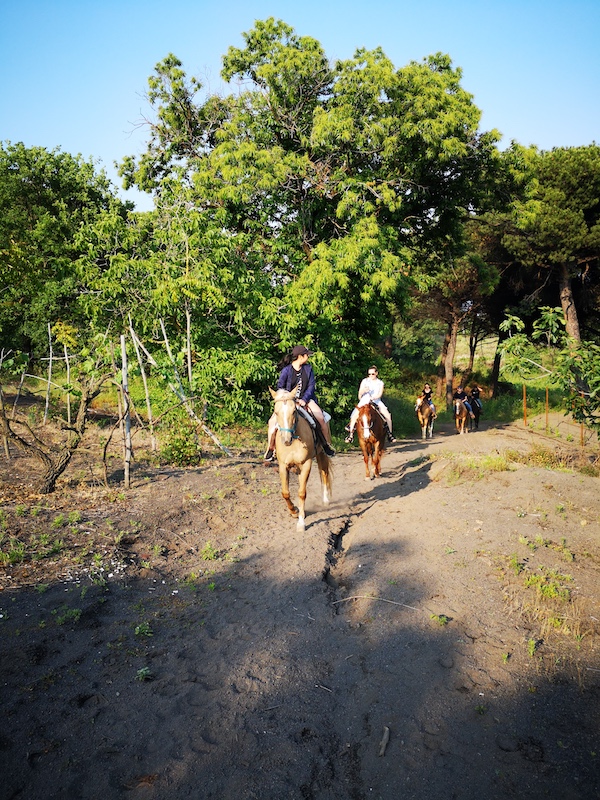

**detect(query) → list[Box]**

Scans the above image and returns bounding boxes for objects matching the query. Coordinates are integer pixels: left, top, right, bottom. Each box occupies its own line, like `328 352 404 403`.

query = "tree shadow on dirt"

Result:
2 540 599 800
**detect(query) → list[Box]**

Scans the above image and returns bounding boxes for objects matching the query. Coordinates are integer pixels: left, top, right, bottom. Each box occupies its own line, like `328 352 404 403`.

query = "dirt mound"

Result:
1 418 599 799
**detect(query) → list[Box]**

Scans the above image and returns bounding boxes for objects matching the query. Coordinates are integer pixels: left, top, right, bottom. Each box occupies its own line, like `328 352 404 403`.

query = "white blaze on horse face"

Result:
362 417 371 440
279 400 295 445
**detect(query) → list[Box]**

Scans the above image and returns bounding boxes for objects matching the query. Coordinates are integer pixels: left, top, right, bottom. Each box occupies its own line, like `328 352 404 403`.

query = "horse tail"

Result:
316 449 333 501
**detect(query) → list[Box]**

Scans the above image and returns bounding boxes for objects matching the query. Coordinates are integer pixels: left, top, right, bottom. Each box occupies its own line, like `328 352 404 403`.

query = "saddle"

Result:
297 405 316 427
296 404 331 452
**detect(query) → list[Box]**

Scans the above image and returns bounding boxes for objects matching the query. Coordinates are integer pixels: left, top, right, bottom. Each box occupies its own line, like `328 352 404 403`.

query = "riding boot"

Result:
317 430 335 457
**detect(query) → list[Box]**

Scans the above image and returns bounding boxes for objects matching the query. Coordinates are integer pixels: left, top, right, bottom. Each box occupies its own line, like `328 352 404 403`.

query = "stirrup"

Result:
345 433 353 443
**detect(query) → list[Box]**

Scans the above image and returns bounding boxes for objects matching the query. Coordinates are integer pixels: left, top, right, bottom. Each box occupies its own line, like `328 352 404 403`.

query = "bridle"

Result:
275 397 298 437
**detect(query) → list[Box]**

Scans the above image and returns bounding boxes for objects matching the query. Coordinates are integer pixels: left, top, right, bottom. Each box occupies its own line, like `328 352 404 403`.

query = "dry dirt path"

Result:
1 419 599 799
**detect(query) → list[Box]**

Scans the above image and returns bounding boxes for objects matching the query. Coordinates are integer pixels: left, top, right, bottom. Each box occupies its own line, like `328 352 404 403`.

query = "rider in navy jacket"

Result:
277 362 316 403
264 346 334 461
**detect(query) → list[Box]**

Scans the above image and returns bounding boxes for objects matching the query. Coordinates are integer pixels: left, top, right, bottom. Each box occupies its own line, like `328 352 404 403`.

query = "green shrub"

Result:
160 421 203 466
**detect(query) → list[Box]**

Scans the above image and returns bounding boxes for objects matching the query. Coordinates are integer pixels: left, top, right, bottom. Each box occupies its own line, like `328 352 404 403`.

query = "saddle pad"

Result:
297 406 316 427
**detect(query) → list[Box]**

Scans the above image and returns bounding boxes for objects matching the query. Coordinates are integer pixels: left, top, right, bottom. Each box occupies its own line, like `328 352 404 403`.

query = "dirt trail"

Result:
1 418 599 799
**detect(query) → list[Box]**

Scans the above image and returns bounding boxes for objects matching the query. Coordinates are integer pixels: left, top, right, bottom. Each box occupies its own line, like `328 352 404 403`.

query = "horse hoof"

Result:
296 519 305 532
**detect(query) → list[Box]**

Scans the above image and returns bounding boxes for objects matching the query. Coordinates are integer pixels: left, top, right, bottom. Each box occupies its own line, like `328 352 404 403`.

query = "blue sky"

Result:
1 0 598 211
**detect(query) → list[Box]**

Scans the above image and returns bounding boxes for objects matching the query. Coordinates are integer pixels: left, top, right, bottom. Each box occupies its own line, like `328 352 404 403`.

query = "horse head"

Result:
358 403 374 440
270 387 298 446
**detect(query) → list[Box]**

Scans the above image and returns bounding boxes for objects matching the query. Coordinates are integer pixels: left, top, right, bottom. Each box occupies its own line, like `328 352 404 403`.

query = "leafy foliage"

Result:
0 142 128 355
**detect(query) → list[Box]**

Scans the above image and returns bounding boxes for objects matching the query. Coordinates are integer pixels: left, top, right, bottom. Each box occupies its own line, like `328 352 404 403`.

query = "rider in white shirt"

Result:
345 366 395 443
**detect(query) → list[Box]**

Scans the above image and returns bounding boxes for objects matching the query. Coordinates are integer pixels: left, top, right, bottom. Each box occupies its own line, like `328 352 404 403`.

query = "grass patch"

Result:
443 451 513 485
506 445 600 476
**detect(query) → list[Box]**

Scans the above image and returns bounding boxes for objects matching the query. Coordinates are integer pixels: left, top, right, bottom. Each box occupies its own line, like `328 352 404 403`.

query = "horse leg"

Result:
373 443 381 477
295 460 312 531
359 440 372 480
279 463 299 518
316 450 332 506
363 449 372 480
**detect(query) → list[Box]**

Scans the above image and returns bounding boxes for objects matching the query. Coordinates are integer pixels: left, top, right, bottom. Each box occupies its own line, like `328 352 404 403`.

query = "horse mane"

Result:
270 387 296 402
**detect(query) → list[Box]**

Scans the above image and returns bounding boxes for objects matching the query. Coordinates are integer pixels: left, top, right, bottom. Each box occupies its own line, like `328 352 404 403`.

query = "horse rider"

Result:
416 382 437 417
470 384 483 413
344 366 396 444
453 385 475 419
264 345 335 463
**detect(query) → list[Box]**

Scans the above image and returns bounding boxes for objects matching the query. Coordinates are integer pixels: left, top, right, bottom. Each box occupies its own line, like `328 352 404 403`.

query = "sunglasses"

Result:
368 371 377 376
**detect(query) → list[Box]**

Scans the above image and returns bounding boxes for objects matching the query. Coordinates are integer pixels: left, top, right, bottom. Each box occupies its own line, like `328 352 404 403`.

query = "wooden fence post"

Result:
44 323 53 425
121 335 131 489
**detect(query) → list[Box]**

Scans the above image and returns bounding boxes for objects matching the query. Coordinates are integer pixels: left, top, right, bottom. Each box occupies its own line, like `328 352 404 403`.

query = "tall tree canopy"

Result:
0 141 127 355
119 18 512 398
489 145 600 342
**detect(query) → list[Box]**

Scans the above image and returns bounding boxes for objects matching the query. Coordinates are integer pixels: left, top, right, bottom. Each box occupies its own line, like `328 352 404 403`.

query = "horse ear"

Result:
269 386 277 399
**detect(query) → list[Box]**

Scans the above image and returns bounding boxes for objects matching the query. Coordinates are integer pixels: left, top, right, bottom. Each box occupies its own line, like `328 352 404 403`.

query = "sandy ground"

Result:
1 414 599 799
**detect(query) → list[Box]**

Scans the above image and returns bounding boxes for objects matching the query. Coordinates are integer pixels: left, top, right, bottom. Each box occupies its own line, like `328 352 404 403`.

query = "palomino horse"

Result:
270 388 333 531
356 403 386 480
415 397 435 439
454 399 469 434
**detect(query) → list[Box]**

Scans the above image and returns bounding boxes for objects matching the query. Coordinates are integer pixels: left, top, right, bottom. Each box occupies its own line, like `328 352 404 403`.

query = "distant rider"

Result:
416 383 437 417
453 386 475 419
470 385 483 413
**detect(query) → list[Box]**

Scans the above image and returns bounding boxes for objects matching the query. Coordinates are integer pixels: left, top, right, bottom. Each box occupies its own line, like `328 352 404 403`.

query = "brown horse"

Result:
415 397 435 439
270 388 333 531
356 403 386 480
454 398 469 434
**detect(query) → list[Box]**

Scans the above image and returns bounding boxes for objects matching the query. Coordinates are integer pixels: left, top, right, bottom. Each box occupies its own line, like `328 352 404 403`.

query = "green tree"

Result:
122 19 512 401
0 141 128 356
500 145 600 343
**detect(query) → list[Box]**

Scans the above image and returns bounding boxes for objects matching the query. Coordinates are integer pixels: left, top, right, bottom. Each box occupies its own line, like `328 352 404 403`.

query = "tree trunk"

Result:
490 329 508 398
445 316 460 409
39 444 78 494
185 300 194 387
382 333 393 358
461 323 478 386
559 262 581 342
436 326 452 397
